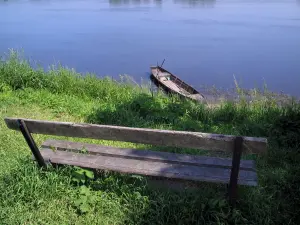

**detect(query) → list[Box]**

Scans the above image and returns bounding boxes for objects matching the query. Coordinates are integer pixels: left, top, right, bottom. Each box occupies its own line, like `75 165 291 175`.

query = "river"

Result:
1 0 300 96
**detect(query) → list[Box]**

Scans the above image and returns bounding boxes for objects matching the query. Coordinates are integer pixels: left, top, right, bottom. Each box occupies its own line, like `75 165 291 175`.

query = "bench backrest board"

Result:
5 118 267 154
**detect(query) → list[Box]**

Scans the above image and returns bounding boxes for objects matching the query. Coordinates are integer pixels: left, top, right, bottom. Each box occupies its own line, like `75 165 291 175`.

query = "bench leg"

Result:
228 136 243 206
18 119 47 168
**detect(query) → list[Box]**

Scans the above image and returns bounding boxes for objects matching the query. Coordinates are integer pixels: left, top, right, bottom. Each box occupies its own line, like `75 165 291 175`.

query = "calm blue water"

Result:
1 0 300 95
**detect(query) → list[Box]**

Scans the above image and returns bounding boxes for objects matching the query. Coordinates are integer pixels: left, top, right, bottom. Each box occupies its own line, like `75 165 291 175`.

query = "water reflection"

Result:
173 0 216 7
154 0 162 5
109 0 215 7
109 0 154 6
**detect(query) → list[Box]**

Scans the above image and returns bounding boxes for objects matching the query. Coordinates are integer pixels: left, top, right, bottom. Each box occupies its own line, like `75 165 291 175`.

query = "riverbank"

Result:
1 51 299 224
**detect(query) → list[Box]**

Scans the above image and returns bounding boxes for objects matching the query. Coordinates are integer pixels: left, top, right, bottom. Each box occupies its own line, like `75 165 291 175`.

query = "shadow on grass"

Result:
83 93 300 224
2 93 300 224
90 170 232 225
86 92 281 136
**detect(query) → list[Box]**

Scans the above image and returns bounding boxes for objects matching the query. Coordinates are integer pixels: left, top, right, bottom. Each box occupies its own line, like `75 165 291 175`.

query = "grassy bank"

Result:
0 51 300 224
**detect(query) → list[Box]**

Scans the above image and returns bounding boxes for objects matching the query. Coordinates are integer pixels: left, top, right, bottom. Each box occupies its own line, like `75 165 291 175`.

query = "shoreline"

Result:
1 49 298 103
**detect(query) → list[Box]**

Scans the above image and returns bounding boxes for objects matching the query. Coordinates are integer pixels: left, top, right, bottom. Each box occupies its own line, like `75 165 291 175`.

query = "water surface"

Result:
1 0 300 95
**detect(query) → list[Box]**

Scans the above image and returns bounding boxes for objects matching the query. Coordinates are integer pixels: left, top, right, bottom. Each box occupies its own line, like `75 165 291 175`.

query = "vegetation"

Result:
0 50 299 224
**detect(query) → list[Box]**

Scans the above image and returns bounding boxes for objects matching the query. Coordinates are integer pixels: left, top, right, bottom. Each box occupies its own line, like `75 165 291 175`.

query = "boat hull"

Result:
150 66 204 101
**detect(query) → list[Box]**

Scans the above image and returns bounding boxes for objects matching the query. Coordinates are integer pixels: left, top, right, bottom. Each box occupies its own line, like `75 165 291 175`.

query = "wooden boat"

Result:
150 66 204 101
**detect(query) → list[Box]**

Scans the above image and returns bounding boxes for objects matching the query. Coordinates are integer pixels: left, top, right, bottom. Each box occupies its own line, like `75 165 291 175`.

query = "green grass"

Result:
0 50 300 224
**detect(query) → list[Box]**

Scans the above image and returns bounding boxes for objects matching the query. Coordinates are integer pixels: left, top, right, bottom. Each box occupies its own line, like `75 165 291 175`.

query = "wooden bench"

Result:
5 118 267 205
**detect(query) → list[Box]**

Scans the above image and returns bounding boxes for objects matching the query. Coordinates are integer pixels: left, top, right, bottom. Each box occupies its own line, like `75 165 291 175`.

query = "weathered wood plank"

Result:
41 139 256 171
5 118 267 154
40 149 258 186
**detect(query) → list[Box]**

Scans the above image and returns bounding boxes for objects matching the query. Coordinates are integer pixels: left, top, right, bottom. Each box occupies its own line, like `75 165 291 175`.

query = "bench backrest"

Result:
5 118 267 154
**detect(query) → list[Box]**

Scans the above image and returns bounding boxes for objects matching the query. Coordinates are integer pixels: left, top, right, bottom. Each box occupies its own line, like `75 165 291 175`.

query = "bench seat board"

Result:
42 140 256 170
41 140 258 186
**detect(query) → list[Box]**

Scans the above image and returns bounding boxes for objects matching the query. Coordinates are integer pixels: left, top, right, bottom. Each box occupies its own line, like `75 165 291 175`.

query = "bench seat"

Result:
41 139 258 186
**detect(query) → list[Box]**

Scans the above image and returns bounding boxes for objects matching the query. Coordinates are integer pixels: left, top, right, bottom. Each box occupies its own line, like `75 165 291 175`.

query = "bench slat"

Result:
42 139 256 171
5 118 267 154
40 148 257 186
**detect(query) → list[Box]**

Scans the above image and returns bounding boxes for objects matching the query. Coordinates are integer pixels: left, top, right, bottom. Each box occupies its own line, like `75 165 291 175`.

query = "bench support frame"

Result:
18 119 46 168
228 136 243 206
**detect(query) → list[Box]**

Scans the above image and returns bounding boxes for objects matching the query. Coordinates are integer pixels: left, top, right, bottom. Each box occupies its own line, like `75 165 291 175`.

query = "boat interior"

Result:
152 67 204 101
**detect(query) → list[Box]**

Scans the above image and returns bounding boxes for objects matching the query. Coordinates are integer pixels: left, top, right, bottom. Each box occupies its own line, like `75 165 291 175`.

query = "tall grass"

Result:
0 49 146 102
1 50 300 224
